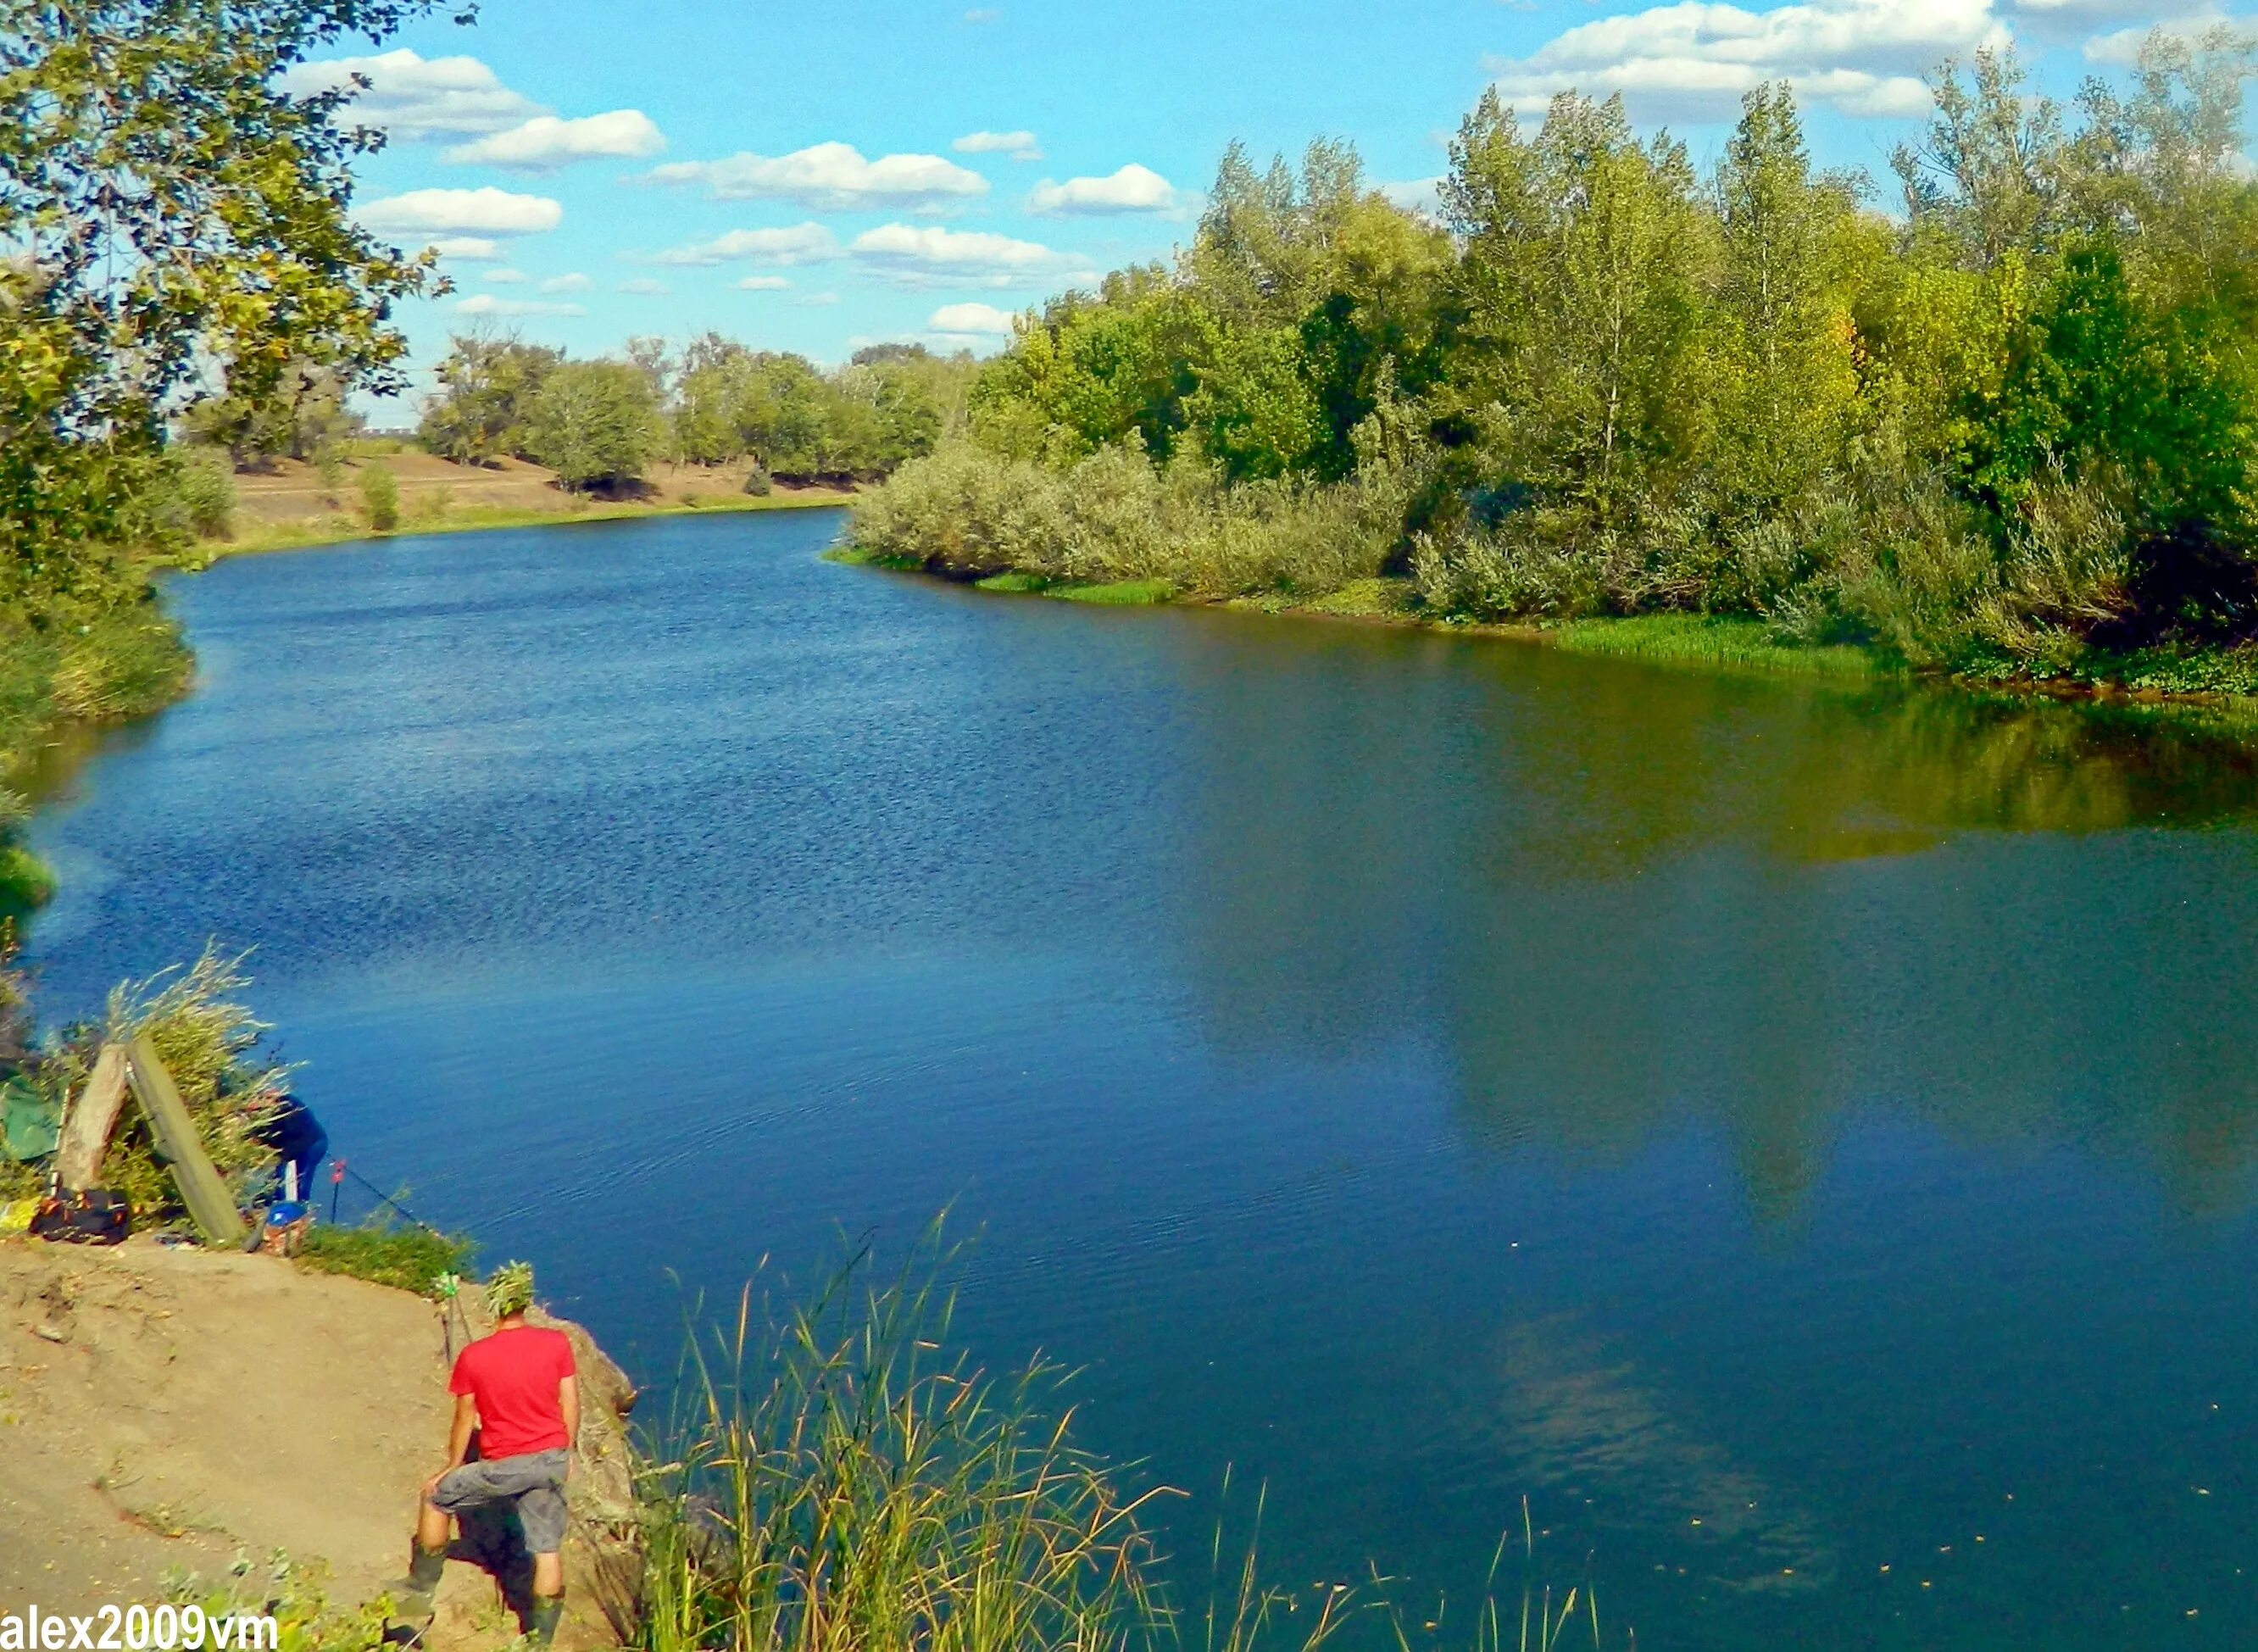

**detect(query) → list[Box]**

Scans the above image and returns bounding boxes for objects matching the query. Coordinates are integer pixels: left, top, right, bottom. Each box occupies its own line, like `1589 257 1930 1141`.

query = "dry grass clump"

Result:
32 946 290 1217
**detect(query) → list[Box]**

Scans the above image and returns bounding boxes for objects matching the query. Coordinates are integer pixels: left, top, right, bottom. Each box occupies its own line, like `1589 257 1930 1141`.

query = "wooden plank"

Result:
125 1035 247 1246
55 1043 130 1192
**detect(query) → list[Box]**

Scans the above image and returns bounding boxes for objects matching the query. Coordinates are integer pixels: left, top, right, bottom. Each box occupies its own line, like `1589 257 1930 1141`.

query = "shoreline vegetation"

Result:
828 550 2258 732
845 31 2258 729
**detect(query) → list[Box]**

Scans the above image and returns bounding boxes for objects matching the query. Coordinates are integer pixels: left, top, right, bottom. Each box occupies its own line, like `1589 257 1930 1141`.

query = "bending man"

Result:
395 1261 578 1645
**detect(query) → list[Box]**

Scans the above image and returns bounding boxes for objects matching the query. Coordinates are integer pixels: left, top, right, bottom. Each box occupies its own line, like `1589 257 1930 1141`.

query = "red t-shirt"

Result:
449 1326 576 1461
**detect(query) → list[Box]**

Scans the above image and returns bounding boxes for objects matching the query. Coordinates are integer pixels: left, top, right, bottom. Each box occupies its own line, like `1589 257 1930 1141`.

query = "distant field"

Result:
226 450 855 542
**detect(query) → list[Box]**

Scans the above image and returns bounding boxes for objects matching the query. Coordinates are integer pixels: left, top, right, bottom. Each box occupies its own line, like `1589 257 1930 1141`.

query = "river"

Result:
23 508 2258 1648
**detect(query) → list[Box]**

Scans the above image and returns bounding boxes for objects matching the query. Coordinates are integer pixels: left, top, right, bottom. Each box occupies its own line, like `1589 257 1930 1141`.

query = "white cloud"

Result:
736 275 793 291
361 186 563 236
617 277 670 295
280 49 542 139
539 273 592 293
651 224 843 267
1484 0 2009 124
480 268 528 284
850 224 1075 289
2017 0 2190 18
426 236 503 262
794 292 843 307
927 302 1019 336
446 110 667 170
2082 8 2237 60
1027 163 1181 215
644 142 988 209
964 8 1001 20
954 129 1044 161
456 294 586 317
1380 176 1446 217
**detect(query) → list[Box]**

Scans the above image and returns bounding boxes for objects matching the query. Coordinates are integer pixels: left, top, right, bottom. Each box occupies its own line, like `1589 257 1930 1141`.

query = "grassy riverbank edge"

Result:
829 550 2258 731
206 485 855 562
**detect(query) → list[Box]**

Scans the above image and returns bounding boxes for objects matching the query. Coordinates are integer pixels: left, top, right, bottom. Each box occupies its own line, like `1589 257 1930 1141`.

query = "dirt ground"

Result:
0 1236 639 1649
231 451 852 535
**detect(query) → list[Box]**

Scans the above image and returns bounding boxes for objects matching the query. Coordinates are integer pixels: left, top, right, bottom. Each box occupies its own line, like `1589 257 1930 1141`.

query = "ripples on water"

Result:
24 510 2258 1649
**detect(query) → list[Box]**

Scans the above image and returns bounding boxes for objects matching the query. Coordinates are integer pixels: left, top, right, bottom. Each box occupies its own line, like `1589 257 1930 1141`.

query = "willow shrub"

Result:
850 442 1401 599
26 947 291 1217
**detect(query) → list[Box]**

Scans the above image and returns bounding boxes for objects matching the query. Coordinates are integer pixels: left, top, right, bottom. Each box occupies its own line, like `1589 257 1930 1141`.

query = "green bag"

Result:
1 1075 59 1164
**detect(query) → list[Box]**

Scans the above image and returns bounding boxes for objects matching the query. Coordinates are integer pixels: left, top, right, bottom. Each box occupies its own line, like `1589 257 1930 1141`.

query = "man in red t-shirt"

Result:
391 1262 579 1645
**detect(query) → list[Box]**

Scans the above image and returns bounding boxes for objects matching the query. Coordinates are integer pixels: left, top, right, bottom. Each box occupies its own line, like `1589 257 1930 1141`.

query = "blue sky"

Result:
304 0 2227 415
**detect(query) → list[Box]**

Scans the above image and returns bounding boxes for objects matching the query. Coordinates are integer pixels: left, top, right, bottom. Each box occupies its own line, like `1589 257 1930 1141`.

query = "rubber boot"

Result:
526 1594 565 1647
380 1546 446 1644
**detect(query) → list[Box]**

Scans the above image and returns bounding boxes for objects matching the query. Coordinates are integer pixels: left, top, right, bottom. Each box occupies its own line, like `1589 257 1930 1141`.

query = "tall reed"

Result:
636 1237 1168 1652
633 1237 1623 1652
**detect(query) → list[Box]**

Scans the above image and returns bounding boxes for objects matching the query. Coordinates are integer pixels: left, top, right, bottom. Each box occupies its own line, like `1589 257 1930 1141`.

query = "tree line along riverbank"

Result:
847 31 2258 712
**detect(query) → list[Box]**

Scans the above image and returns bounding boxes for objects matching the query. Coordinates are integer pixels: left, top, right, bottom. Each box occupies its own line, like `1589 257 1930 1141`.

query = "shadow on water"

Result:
1161 620 2258 1226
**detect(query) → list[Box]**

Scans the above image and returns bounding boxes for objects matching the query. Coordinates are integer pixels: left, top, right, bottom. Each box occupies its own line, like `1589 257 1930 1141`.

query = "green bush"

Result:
298 1220 476 1296
38 947 289 1222
358 463 399 531
0 843 54 916
850 440 1402 599
742 463 772 497
175 451 237 539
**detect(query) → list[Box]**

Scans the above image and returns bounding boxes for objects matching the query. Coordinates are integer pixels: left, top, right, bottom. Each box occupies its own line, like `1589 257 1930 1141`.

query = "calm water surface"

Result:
25 509 2258 1648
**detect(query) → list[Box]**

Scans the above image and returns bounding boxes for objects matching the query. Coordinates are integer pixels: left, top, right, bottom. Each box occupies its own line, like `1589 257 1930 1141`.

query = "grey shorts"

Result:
431 1449 570 1555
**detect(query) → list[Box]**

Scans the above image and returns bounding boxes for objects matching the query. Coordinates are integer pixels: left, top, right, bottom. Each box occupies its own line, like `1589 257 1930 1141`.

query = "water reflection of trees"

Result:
1163 617 2258 1219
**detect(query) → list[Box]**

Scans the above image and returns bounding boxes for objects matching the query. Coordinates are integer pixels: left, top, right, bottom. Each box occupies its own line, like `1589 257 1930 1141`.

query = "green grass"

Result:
1 599 195 915
1294 576 1422 620
974 570 1049 592
824 545 925 570
1549 614 1883 680
298 1220 476 1297
1049 578 1176 605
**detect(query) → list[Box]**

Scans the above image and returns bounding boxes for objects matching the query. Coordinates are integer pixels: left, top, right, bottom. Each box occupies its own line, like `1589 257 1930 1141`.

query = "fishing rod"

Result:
326 1156 445 1236
325 1158 472 1350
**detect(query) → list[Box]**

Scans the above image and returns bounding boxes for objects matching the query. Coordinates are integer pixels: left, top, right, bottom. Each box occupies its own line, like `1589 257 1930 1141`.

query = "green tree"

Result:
358 461 399 531
520 359 662 491
728 353 831 477
1444 92 1711 526
0 0 455 584
418 334 563 464
186 362 362 467
674 361 747 466
1705 85 1872 518
1894 47 2070 271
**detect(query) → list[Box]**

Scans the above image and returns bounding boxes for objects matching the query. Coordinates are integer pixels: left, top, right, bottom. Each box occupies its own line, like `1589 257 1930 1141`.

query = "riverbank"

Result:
0 1234 637 1650
212 463 856 564
831 554 2258 732
0 607 193 919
